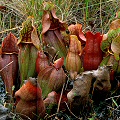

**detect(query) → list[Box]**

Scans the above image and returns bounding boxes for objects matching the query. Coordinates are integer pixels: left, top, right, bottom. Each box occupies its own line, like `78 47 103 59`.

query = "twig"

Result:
57 83 65 113
64 102 82 120
107 105 116 110
0 26 22 34
10 112 32 120
44 113 58 119
108 49 114 55
107 105 120 113
52 51 59 63
0 61 13 72
105 95 120 101
113 105 120 112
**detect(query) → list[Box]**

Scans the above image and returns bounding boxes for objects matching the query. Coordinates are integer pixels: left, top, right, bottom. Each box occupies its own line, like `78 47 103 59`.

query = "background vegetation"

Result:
0 0 120 39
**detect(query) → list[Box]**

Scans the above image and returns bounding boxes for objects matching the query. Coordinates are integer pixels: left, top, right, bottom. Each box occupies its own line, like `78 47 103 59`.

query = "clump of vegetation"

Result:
0 0 120 120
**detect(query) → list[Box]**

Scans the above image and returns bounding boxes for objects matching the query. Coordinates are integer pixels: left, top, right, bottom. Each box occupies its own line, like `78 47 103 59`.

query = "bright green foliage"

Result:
101 28 120 52
100 55 110 66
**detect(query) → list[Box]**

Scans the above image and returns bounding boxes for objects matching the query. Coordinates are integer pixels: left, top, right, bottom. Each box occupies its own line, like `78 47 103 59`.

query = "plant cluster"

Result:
0 1 120 120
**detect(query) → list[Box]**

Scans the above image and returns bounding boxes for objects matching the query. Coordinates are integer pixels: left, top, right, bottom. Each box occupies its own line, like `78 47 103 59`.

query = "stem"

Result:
100 0 103 33
57 83 65 113
85 0 89 21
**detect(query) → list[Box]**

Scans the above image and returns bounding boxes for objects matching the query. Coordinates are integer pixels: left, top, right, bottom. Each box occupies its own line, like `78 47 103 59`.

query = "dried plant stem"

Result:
10 112 32 120
64 102 82 120
113 105 120 112
105 95 120 101
0 26 22 34
57 83 65 113
0 61 13 72
100 0 103 34
45 113 58 119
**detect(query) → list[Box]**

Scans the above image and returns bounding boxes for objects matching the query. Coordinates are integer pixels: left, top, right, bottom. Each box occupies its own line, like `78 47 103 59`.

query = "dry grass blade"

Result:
10 112 32 120
0 61 13 72
64 102 82 120
57 83 65 113
105 95 120 101
0 26 22 34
